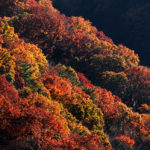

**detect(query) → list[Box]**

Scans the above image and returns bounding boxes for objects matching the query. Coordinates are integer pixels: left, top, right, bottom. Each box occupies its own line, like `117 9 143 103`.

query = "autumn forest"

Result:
0 0 149 150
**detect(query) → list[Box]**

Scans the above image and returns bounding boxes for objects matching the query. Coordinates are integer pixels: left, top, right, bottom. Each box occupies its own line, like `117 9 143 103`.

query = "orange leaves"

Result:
138 104 150 114
51 133 113 150
93 87 121 120
41 71 110 146
97 31 114 45
78 72 95 89
0 1 150 149
13 3 65 53
70 16 97 35
43 74 72 97
43 74 92 108
0 90 66 149
118 45 139 67
0 20 48 87
138 115 150 138
125 66 150 85
0 75 19 102
11 41 48 77
0 95 21 120
115 136 135 149
9 0 139 75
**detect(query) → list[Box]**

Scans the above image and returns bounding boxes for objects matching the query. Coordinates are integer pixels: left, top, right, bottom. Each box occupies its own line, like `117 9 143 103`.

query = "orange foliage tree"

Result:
112 135 135 149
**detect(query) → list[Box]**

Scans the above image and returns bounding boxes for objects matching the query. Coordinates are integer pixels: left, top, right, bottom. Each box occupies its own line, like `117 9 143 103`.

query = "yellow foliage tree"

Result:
0 48 16 79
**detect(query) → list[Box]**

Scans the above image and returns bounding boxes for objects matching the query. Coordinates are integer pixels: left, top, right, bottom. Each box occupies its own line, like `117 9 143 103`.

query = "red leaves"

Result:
51 133 113 150
0 1 149 149
0 96 20 121
93 87 121 120
115 135 135 149
14 3 65 54
124 66 150 108
97 31 113 45
0 75 67 148
78 72 95 89
0 75 19 102
0 93 65 148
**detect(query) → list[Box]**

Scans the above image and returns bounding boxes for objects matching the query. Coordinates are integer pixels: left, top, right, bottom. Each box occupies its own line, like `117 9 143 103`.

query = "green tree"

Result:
18 62 42 93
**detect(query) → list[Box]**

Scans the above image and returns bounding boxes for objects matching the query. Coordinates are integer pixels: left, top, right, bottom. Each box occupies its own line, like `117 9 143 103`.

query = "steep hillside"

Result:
53 0 150 66
0 0 149 150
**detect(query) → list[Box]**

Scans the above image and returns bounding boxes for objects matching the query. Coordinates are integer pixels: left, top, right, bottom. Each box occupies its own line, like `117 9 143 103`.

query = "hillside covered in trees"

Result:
0 0 149 150
53 0 150 66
